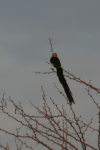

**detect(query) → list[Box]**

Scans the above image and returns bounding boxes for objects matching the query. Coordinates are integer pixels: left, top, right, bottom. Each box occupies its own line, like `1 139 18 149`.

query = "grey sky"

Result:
0 1 100 149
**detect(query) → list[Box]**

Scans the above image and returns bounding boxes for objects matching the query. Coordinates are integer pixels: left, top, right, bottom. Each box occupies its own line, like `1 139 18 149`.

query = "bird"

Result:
50 53 75 105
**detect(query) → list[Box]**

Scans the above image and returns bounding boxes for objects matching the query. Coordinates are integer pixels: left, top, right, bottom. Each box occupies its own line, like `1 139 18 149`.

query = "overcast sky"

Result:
0 1 100 149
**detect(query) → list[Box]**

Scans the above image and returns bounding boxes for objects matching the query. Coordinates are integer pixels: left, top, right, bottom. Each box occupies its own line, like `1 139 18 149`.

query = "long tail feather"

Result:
56 67 75 105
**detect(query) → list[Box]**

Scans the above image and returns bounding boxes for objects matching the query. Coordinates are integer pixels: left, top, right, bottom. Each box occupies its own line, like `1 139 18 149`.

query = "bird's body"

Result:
50 53 75 105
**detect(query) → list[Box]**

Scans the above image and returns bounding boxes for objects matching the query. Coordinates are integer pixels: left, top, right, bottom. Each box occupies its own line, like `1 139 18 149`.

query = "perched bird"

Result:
50 53 75 105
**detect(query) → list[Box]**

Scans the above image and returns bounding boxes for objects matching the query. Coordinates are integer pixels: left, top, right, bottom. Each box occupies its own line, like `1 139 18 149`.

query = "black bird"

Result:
50 53 75 105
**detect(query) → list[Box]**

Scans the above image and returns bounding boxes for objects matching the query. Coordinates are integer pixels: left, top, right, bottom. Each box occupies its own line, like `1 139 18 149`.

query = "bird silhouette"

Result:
50 53 75 105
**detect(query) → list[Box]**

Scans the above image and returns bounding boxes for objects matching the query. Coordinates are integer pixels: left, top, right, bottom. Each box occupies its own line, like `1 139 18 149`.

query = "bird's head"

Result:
51 53 57 57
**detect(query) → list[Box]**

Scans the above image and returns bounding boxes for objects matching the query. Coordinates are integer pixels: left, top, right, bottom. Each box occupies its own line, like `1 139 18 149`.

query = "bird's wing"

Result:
50 57 61 68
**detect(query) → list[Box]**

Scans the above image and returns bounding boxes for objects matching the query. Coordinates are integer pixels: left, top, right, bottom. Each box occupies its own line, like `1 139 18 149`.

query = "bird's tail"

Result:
56 67 75 105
